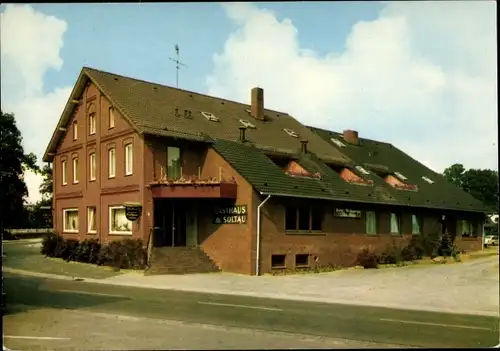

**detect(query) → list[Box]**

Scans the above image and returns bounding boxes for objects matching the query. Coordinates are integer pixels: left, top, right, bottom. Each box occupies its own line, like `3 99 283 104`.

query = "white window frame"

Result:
394 172 407 181
63 208 79 233
73 121 78 140
330 138 346 148
239 119 256 129
73 157 79 184
89 113 96 135
366 211 377 234
108 148 116 178
201 111 219 122
87 207 97 233
125 143 133 176
89 152 96 181
422 176 435 184
62 160 67 185
109 107 115 129
355 165 370 175
284 128 299 138
411 214 421 235
109 206 132 235
390 213 401 234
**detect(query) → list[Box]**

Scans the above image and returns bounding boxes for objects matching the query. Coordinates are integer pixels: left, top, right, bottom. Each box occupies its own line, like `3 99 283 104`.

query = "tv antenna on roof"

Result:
169 44 187 88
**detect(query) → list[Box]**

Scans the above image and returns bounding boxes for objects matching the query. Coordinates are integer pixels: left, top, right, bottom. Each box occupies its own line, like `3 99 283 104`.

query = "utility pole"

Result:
169 44 187 88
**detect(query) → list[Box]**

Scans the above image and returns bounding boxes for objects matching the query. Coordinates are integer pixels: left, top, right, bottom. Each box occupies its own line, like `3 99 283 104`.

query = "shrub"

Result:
438 231 454 257
41 233 64 257
73 239 101 264
62 239 80 261
97 239 146 269
357 248 379 269
402 236 426 261
379 241 403 264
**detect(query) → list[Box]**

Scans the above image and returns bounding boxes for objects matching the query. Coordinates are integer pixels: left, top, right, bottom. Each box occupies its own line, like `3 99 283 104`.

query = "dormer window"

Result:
284 128 299 138
331 138 346 148
355 165 370 175
239 119 256 129
394 172 407 181
422 176 434 184
201 111 219 122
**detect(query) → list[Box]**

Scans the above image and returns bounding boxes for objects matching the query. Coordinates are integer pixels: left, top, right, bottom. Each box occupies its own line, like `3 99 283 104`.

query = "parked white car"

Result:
484 235 499 246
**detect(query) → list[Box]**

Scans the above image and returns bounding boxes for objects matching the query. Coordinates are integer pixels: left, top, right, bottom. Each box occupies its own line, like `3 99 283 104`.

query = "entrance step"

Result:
146 247 220 275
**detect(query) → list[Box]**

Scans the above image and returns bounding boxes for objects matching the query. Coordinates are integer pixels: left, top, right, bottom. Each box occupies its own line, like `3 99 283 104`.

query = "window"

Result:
89 152 96 181
271 254 286 268
422 176 435 184
366 211 377 234
330 138 346 148
89 113 96 135
73 121 78 140
109 108 115 129
390 213 401 234
201 111 219 122
459 220 475 237
167 146 181 180
73 157 79 183
125 143 133 175
285 206 323 232
109 206 132 234
108 148 116 178
239 119 256 129
412 214 422 235
394 172 407 181
355 165 370 175
283 128 299 138
62 160 67 185
295 254 309 267
63 208 79 233
87 207 96 233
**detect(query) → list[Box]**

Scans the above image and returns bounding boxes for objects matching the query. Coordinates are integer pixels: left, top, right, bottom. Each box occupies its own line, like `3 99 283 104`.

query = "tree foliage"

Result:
443 163 499 211
39 163 53 200
1 111 40 229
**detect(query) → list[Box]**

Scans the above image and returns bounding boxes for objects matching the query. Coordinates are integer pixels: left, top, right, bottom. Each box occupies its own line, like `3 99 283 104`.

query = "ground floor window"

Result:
412 214 422 235
365 211 377 234
390 213 401 234
109 206 132 234
458 220 475 237
87 207 97 233
285 206 322 232
271 254 286 268
63 208 79 233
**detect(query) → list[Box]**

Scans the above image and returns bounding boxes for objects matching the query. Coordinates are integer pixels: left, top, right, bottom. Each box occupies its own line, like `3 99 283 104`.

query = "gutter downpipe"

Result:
256 194 272 276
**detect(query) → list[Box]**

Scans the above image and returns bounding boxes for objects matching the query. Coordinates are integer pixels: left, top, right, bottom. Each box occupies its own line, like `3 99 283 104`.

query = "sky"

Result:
0 1 497 204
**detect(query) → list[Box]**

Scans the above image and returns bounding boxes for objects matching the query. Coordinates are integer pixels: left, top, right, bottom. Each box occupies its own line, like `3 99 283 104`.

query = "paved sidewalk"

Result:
4 255 499 317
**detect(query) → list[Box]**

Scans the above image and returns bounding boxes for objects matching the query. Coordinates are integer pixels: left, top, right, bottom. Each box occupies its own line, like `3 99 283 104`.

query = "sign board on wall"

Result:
213 205 247 224
124 202 142 221
334 208 362 218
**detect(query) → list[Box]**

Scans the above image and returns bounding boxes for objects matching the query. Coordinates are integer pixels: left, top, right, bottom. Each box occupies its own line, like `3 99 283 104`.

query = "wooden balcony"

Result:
148 175 238 199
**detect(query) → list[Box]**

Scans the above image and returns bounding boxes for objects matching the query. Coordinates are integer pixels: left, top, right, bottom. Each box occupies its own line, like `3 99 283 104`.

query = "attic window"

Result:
394 172 407 181
331 138 346 148
355 165 370 175
422 176 435 184
201 111 219 122
284 128 299 138
239 119 256 129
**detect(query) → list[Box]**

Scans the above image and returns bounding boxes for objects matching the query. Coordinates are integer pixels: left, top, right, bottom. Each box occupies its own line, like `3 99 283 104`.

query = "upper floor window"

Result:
62 160 67 185
167 146 181 180
125 143 133 175
412 214 422 235
89 113 96 135
73 121 78 140
87 207 97 233
72 156 79 184
390 213 401 234
285 206 322 232
109 107 115 129
366 211 377 234
108 148 116 178
89 152 96 181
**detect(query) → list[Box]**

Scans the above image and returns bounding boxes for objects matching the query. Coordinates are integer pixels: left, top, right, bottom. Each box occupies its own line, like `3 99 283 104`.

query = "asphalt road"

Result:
3 272 499 350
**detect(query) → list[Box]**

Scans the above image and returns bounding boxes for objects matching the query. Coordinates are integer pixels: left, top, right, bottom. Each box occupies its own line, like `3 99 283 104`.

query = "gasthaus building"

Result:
43 67 491 275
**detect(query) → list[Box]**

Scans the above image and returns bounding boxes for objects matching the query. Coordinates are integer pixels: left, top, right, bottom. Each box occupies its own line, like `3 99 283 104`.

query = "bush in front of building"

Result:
96 239 146 270
357 248 379 269
41 233 64 257
379 241 404 265
73 239 102 264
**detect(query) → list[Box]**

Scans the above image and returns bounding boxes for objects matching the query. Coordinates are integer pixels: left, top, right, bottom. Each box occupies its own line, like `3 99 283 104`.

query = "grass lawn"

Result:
2 239 124 279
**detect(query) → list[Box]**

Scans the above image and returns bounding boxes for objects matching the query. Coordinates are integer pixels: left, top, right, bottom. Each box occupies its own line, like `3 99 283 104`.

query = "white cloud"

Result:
1 4 72 203
206 2 497 173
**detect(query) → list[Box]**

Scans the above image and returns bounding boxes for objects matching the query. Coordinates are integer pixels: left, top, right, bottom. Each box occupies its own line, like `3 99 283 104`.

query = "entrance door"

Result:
153 200 187 247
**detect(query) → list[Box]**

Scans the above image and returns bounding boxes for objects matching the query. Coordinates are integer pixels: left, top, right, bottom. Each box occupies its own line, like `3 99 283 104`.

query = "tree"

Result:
39 163 53 200
443 163 499 211
0 111 40 229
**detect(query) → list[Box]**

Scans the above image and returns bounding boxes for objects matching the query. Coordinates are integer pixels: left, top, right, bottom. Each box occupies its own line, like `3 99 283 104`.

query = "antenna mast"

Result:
169 44 187 88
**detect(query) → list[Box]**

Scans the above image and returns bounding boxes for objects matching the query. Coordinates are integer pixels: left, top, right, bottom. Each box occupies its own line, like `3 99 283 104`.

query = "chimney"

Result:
343 130 359 145
300 140 308 154
239 126 247 142
251 87 265 120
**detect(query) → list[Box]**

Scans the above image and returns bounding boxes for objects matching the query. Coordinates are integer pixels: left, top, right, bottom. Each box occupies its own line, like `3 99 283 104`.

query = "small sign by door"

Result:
213 205 247 224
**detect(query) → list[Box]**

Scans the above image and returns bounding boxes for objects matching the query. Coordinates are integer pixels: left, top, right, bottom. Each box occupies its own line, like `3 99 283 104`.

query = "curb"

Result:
3 267 499 318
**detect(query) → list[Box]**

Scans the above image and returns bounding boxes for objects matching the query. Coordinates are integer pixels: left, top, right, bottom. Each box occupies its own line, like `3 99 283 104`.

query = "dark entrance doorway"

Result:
153 200 187 247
